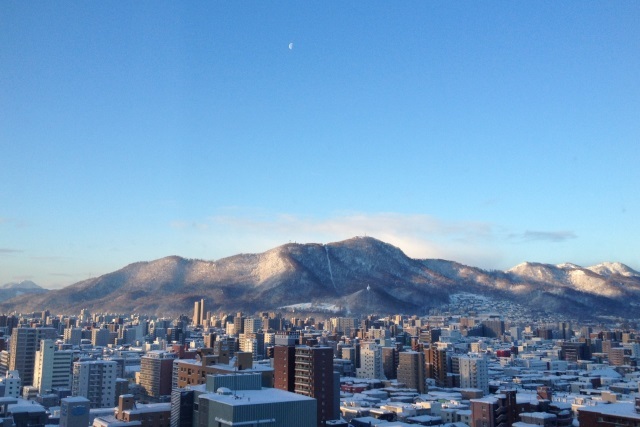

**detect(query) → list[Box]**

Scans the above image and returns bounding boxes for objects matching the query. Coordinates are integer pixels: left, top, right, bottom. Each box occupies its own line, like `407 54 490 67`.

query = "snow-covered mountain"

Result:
0 237 638 319
587 262 640 278
0 280 48 302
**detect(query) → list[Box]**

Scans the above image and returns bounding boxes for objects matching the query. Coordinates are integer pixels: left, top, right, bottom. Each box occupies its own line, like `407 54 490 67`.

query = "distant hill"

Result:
1 237 639 319
0 280 48 302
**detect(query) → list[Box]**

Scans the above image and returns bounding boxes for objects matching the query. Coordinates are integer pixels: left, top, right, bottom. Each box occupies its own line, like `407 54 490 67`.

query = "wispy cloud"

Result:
210 212 493 240
0 248 22 255
169 211 504 268
512 230 577 242
30 256 68 262
170 220 210 231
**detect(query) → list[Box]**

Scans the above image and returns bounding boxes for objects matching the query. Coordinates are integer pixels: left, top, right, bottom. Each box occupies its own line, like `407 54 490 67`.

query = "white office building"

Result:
357 341 386 380
34 339 73 393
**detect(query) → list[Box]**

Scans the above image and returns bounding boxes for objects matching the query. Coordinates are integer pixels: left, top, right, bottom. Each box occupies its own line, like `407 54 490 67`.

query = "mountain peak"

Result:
0 280 42 290
587 262 640 278
556 262 582 270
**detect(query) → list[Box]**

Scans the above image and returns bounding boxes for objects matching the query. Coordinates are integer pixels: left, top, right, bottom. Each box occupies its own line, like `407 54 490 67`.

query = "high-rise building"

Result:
234 312 245 336
397 350 426 394
193 299 205 326
482 317 505 339
274 345 296 392
425 347 449 387
293 346 338 426
561 342 591 363
244 317 262 334
91 328 111 347
239 332 264 360
608 347 629 366
33 339 73 393
357 342 385 380
382 347 398 380
459 355 489 395
328 317 356 337
72 360 118 408
170 388 194 427
139 350 176 400
63 327 83 346
9 327 56 386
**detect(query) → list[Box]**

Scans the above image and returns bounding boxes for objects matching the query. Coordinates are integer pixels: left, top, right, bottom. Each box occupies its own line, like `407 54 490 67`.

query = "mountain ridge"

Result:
1 236 638 319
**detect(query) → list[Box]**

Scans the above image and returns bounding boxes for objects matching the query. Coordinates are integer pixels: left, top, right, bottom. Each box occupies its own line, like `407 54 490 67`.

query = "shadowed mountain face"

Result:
2 237 639 318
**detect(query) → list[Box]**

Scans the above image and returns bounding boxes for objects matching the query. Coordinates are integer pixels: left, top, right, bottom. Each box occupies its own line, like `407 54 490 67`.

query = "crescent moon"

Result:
288 42 293 50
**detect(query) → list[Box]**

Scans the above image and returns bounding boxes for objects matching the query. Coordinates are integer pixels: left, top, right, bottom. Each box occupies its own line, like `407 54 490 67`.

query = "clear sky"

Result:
1 2 639 289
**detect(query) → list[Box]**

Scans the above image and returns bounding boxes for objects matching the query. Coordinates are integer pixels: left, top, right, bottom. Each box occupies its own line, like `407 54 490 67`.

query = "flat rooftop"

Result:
200 387 315 406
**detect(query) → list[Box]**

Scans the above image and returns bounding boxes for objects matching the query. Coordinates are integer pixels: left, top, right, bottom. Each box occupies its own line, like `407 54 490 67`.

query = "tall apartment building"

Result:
243 317 262 334
357 341 385 380
482 317 505 338
274 345 296 392
425 347 449 387
233 312 245 336
9 328 37 386
63 328 83 346
170 388 194 427
239 333 264 360
139 350 176 400
72 360 118 408
293 346 338 426
608 347 629 366
397 350 426 394
328 317 356 337
9 327 57 386
459 355 489 395
33 339 73 393
91 328 111 347
382 347 398 380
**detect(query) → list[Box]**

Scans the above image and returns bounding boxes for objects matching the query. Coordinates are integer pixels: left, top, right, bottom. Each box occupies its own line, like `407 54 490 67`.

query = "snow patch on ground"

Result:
278 302 342 313
449 292 493 303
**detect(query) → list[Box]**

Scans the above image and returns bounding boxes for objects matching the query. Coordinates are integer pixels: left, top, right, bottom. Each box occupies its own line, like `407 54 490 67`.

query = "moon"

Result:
288 42 293 50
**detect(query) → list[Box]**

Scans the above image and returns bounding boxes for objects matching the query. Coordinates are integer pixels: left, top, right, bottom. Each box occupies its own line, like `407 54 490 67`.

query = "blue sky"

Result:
1 2 639 288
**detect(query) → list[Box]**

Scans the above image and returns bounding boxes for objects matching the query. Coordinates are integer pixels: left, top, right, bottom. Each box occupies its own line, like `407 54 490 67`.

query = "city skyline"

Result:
2 2 639 288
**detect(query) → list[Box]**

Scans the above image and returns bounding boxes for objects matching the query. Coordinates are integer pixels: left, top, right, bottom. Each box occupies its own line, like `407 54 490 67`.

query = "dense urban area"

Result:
2 297 640 427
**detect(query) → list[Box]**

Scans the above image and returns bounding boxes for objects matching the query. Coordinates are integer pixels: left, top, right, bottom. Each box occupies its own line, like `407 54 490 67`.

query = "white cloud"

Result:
196 211 504 268
511 230 577 243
